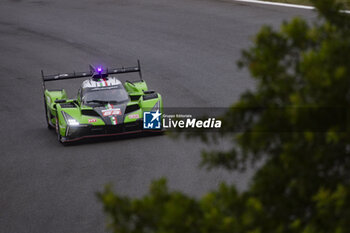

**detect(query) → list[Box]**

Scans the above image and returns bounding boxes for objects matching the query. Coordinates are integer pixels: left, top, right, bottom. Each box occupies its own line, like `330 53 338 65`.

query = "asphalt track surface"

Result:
0 0 315 232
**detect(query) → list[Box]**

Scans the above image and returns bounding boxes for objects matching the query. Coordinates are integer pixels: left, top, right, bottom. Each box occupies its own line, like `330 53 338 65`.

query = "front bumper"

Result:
62 120 149 142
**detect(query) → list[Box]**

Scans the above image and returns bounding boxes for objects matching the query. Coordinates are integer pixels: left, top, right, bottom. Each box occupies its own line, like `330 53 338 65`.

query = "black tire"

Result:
45 101 54 129
56 116 62 142
56 116 69 146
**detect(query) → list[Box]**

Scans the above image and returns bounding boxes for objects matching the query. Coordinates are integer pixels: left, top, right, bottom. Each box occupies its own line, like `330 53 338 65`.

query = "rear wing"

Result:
41 60 143 104
42 60 142 82
41 60 143 91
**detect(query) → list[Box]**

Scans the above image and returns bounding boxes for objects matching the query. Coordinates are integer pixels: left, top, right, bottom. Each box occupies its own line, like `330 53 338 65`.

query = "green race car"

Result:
42 61 163 144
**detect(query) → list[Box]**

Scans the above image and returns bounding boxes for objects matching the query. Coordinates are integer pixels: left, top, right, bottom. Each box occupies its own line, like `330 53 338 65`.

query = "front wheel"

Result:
45 101 54 129
56 117 61 141
55 116 67 145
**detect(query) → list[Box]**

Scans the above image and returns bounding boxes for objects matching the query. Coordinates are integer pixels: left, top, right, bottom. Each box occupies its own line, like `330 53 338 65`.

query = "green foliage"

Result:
98 1 350 232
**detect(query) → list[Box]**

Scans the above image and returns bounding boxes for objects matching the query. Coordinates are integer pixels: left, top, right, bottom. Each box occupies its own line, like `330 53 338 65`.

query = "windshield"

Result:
82 85 129 105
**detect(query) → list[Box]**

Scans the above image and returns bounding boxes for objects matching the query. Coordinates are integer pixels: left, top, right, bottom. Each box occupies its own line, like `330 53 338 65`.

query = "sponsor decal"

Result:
102 108 121 117
143 110 162 129
104 103 119 125
88 118 97 123
128 114 139 119
98 78 109 87
111 116 117 125
54 73 69 79
143 110 222 130
91 86 119 91
163 118 221 128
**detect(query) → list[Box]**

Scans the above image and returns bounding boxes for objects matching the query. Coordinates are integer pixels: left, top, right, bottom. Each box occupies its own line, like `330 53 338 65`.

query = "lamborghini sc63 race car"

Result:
42 61 162 144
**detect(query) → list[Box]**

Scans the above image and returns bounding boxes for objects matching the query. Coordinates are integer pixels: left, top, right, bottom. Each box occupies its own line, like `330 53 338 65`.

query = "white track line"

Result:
233 0 313 9
232 0 350 13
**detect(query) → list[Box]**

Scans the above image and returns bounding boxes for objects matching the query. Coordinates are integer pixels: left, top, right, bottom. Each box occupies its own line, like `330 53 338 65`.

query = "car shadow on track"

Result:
60 131 165 146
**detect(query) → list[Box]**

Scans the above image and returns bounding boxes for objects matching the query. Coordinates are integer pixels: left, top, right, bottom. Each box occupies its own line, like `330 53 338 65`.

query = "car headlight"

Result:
151 100 160 112
62 111 80 126
67 119 79 126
